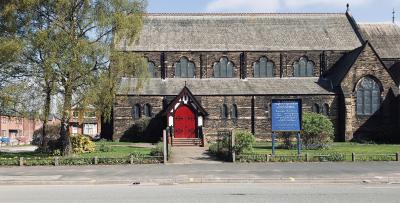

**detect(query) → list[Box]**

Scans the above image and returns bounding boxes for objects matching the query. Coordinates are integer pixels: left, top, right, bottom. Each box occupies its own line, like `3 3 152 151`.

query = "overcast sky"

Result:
147 0 400 23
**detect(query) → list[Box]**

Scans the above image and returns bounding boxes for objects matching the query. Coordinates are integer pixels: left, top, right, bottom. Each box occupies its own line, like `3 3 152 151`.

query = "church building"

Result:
113 12 400 145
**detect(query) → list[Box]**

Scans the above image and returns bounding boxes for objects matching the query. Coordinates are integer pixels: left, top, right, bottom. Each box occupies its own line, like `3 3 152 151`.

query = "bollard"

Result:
163 130 167 164
305 153 309 162
54 157 59 166
94 156 98 165
396 152 399 162
130 154 134 164
266 154 270 162
19 157 24 166
231 132 235 163
352 153 356 162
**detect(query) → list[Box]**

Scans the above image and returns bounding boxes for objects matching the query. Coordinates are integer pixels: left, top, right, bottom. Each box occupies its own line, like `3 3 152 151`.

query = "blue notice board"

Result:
271 99 302 132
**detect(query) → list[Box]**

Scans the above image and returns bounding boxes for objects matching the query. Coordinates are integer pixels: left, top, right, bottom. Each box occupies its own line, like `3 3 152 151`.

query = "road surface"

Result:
0 183 399 203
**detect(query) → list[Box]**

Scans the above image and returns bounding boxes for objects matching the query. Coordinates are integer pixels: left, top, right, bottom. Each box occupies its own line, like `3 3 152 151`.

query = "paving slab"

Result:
169 147 223 164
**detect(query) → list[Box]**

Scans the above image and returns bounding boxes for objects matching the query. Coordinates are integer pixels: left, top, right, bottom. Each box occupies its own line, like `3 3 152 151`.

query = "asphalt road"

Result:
0 162 399 185
0 183 399 203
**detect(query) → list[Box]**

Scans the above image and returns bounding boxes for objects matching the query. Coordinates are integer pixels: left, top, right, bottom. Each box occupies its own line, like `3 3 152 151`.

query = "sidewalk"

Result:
0 162 399 185
169 147 223 164
0 145 37 153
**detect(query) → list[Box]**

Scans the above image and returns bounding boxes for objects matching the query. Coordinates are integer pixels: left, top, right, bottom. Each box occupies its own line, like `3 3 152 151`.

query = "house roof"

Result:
117 78 334 96
358 23 400 59
116 13 362 52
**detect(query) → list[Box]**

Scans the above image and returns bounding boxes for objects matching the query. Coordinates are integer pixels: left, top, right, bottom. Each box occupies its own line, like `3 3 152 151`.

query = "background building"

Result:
0 113 42 145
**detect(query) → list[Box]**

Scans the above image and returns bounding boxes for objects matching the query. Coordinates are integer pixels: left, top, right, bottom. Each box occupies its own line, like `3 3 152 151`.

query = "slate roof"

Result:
358 23 400 59
117 78 334 96
116 13 362 52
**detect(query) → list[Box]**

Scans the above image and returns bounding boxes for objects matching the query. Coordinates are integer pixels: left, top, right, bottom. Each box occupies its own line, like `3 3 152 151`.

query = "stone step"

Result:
172 138 202 146
173 140 202 143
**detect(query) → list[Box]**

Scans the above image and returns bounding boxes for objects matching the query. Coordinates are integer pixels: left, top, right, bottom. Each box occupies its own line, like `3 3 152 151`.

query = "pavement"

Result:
0 145 37 153
0 162 399 185
170 147 223 164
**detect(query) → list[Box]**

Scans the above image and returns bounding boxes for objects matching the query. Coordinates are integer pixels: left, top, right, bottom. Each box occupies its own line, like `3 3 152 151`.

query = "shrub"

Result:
71 134 96 154
233 130 256 155
314 152 346 162
302 112 334 149
150 142 170 157
208 134 231 159
32 124 61 153
278 132 296 149
97 139 114 152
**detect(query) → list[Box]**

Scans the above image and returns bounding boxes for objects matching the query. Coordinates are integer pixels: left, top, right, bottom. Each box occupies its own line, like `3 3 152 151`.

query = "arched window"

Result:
144 104 152 117
231 104 238 119
312 103 320 113
214 57 234 78
221 104 228 119
147 61 157 78
293 57 314 77
174 57 195 78
321 103 330 116
253 57 274 77
356 77 381 115
133 104 141 119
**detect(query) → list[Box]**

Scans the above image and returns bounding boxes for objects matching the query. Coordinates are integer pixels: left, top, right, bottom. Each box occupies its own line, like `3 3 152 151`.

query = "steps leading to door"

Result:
172 138 202 147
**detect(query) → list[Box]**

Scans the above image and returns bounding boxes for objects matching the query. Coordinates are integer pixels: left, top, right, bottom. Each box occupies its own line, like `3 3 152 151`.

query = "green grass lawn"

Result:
252 142 400 155
78 145 152 158
0 142 153 159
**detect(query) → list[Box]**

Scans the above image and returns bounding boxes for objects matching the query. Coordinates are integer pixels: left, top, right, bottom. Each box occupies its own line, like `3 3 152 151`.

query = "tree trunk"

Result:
60 85 72 156
41 85 52 152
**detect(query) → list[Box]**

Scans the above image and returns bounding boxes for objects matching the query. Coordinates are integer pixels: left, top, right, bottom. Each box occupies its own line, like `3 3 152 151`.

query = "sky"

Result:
147 0 400 23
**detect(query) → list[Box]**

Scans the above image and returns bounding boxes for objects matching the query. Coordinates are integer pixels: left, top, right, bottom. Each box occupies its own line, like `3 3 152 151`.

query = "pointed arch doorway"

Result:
174 105 196 138
163 86 208 146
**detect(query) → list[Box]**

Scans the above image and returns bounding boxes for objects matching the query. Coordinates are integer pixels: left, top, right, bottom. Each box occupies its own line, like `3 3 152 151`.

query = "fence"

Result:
0 154 163 166
237 152 400 162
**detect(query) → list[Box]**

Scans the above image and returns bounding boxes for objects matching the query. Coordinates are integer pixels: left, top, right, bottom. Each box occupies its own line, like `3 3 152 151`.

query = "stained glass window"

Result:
214 57 234 78
254 57 274 77
144 104 152 117
133 104 141 119
231 104 238 119
148 61 157 78
294 57 314 77
356 77 380 115
174 57 195 78
221 104 228 119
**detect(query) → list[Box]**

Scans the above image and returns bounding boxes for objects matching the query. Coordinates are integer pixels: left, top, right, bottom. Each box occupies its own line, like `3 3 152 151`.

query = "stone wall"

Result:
114 94 338 141
339 43 399 142
141 51 347 79
113 47 400 143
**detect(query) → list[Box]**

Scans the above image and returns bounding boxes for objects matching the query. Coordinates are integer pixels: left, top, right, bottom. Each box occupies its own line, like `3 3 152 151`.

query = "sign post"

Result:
271 133 276 155
271 99 302 155
296 132 301 155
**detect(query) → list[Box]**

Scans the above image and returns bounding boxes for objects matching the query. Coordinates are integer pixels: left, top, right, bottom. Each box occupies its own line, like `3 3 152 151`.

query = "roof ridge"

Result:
146 12 346 16
358 22 399 25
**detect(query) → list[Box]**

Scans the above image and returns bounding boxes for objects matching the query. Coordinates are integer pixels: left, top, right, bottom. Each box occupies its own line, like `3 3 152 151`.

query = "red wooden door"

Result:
174 105 196 138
